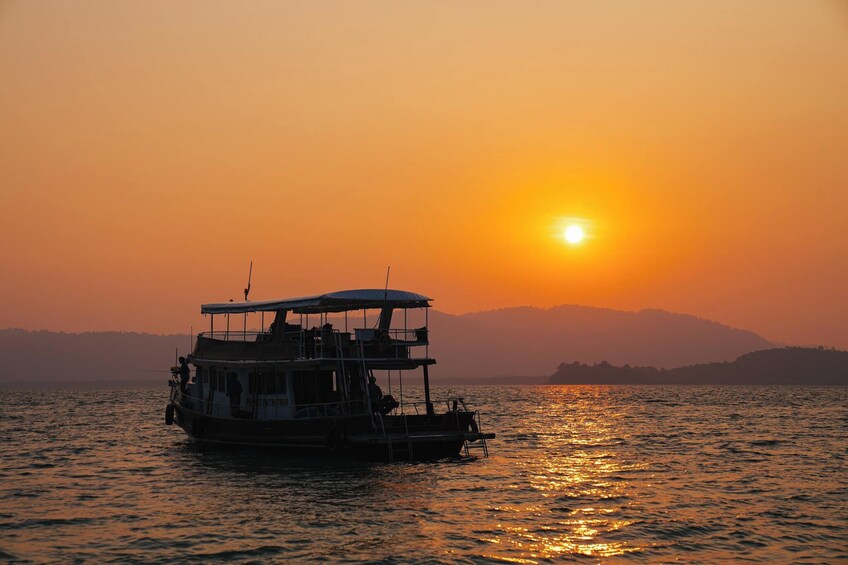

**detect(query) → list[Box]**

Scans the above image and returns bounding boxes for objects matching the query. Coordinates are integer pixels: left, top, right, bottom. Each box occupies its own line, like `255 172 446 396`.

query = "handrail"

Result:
197 327 428 348
199 330 264 342
178 391 367 420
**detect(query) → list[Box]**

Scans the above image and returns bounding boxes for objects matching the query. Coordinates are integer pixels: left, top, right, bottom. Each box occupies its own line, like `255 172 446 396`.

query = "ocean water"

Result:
0 385 846 563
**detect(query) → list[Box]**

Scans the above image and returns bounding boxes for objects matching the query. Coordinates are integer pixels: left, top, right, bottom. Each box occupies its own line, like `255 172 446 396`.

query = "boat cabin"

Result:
184 289 435 420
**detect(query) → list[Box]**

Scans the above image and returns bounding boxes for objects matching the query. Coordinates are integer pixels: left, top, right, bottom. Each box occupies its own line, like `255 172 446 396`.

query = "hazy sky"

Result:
1 1 847 347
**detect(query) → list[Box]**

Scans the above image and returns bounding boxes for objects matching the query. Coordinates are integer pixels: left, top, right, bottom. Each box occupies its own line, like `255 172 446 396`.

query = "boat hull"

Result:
172 403 491 461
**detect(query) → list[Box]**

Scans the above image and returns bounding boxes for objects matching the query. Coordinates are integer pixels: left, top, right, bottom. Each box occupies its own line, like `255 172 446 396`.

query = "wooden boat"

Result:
165 289 494 460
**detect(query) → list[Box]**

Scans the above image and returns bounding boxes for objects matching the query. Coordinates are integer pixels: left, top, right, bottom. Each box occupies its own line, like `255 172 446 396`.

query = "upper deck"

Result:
191 289 433 368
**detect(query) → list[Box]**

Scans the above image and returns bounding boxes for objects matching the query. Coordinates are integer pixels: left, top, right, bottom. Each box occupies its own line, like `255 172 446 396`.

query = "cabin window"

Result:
226 372 238 393
292 369 335 406
272 370 280 395
262 370 286 395
195 366 204 383
216 368 227 392
253 368 276 394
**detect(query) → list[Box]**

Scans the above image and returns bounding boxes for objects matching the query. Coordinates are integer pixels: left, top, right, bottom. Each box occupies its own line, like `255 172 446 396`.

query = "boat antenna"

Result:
244 260 253 302
374 266 390 329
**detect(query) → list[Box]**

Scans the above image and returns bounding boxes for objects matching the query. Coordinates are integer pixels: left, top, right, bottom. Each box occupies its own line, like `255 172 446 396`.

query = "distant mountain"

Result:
428 305 773 379
548 347 848 385
0 305 773 383
0 329 188 383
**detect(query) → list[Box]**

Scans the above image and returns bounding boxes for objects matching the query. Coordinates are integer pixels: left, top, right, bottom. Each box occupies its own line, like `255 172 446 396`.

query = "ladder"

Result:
356 338 373 420
402 412 414 460
334 332 350 414
463 410 489 458
377 412 394 462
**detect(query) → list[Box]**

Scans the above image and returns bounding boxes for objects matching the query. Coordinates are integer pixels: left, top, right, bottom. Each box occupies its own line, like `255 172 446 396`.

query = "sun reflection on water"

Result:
480 386 648 561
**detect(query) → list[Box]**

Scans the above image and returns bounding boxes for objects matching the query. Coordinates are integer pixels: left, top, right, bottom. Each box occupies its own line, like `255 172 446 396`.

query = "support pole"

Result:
423 365 434 416
425 307 429 358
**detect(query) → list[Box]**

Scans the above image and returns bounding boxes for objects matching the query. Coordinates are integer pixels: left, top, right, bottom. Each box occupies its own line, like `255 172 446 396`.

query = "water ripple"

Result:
0 385 846 562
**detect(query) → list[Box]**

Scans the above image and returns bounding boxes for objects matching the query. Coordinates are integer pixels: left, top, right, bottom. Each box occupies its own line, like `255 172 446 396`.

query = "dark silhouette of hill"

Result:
0 329 189 383
0 305 773 383
428 305 772 379
548 347 848 385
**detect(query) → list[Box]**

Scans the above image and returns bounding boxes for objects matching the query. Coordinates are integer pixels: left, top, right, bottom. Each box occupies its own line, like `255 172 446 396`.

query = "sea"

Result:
1 385 846 563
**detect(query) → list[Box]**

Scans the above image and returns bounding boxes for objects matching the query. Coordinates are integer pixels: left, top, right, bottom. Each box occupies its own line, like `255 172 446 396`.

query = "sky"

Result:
1 1 847 347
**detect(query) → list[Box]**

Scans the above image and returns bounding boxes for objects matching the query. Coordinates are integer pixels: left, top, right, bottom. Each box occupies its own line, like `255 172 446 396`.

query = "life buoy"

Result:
165 404 175 425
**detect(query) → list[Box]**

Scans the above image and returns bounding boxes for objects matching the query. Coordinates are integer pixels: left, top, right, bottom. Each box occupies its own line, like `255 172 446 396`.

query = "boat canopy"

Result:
201 289 432 315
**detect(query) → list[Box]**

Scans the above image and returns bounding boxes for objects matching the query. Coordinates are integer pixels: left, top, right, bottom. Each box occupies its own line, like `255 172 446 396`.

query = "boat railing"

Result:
303 328 428 358
178 391 368 420
197 327 426 351
386 397 478 416
200 330 264 342
353 328 426 343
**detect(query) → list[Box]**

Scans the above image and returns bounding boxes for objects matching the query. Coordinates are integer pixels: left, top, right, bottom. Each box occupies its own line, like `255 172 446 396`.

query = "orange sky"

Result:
1 1 847 348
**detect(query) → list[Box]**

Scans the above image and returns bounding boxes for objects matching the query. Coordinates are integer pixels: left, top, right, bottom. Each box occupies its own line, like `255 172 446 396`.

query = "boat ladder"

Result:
377 412 394 462
402 412 414 460
334 332 350 410
356 339 371 414
463 411 489 458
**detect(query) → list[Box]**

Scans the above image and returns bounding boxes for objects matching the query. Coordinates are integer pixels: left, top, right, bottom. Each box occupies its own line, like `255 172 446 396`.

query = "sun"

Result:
564 225 584 244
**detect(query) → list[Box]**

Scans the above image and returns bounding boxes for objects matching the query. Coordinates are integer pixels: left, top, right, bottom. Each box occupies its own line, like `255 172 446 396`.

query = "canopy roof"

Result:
201 289 432 315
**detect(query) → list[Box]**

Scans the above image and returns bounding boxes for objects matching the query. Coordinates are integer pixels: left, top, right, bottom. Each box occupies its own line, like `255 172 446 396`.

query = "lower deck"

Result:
170 401 492 461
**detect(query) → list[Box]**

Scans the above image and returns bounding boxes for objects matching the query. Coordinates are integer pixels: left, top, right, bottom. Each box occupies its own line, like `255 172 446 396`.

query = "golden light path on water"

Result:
473 386 647 562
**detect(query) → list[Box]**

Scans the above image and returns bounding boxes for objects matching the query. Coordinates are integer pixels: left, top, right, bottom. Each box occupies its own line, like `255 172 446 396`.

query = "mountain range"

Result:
0 304 775 384
428 305 772 379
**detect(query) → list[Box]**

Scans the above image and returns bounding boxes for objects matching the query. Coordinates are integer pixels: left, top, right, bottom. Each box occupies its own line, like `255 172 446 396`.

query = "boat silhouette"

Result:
166 289 493 460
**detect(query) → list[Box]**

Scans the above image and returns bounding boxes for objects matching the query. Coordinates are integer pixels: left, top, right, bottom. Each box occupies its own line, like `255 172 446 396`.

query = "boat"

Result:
165 289 494 460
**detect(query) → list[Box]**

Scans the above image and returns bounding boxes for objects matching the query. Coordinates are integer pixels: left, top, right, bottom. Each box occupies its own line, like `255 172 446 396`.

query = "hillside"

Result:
0 329 189 383
0 305 773 383
548 347 848 385
429 305 772 379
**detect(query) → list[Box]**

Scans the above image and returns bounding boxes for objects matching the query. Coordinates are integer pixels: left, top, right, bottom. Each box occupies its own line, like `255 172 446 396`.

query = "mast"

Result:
423 364 434 416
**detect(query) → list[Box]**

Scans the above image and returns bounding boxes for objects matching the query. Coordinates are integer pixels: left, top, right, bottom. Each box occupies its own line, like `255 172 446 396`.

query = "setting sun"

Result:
564 225 585 244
